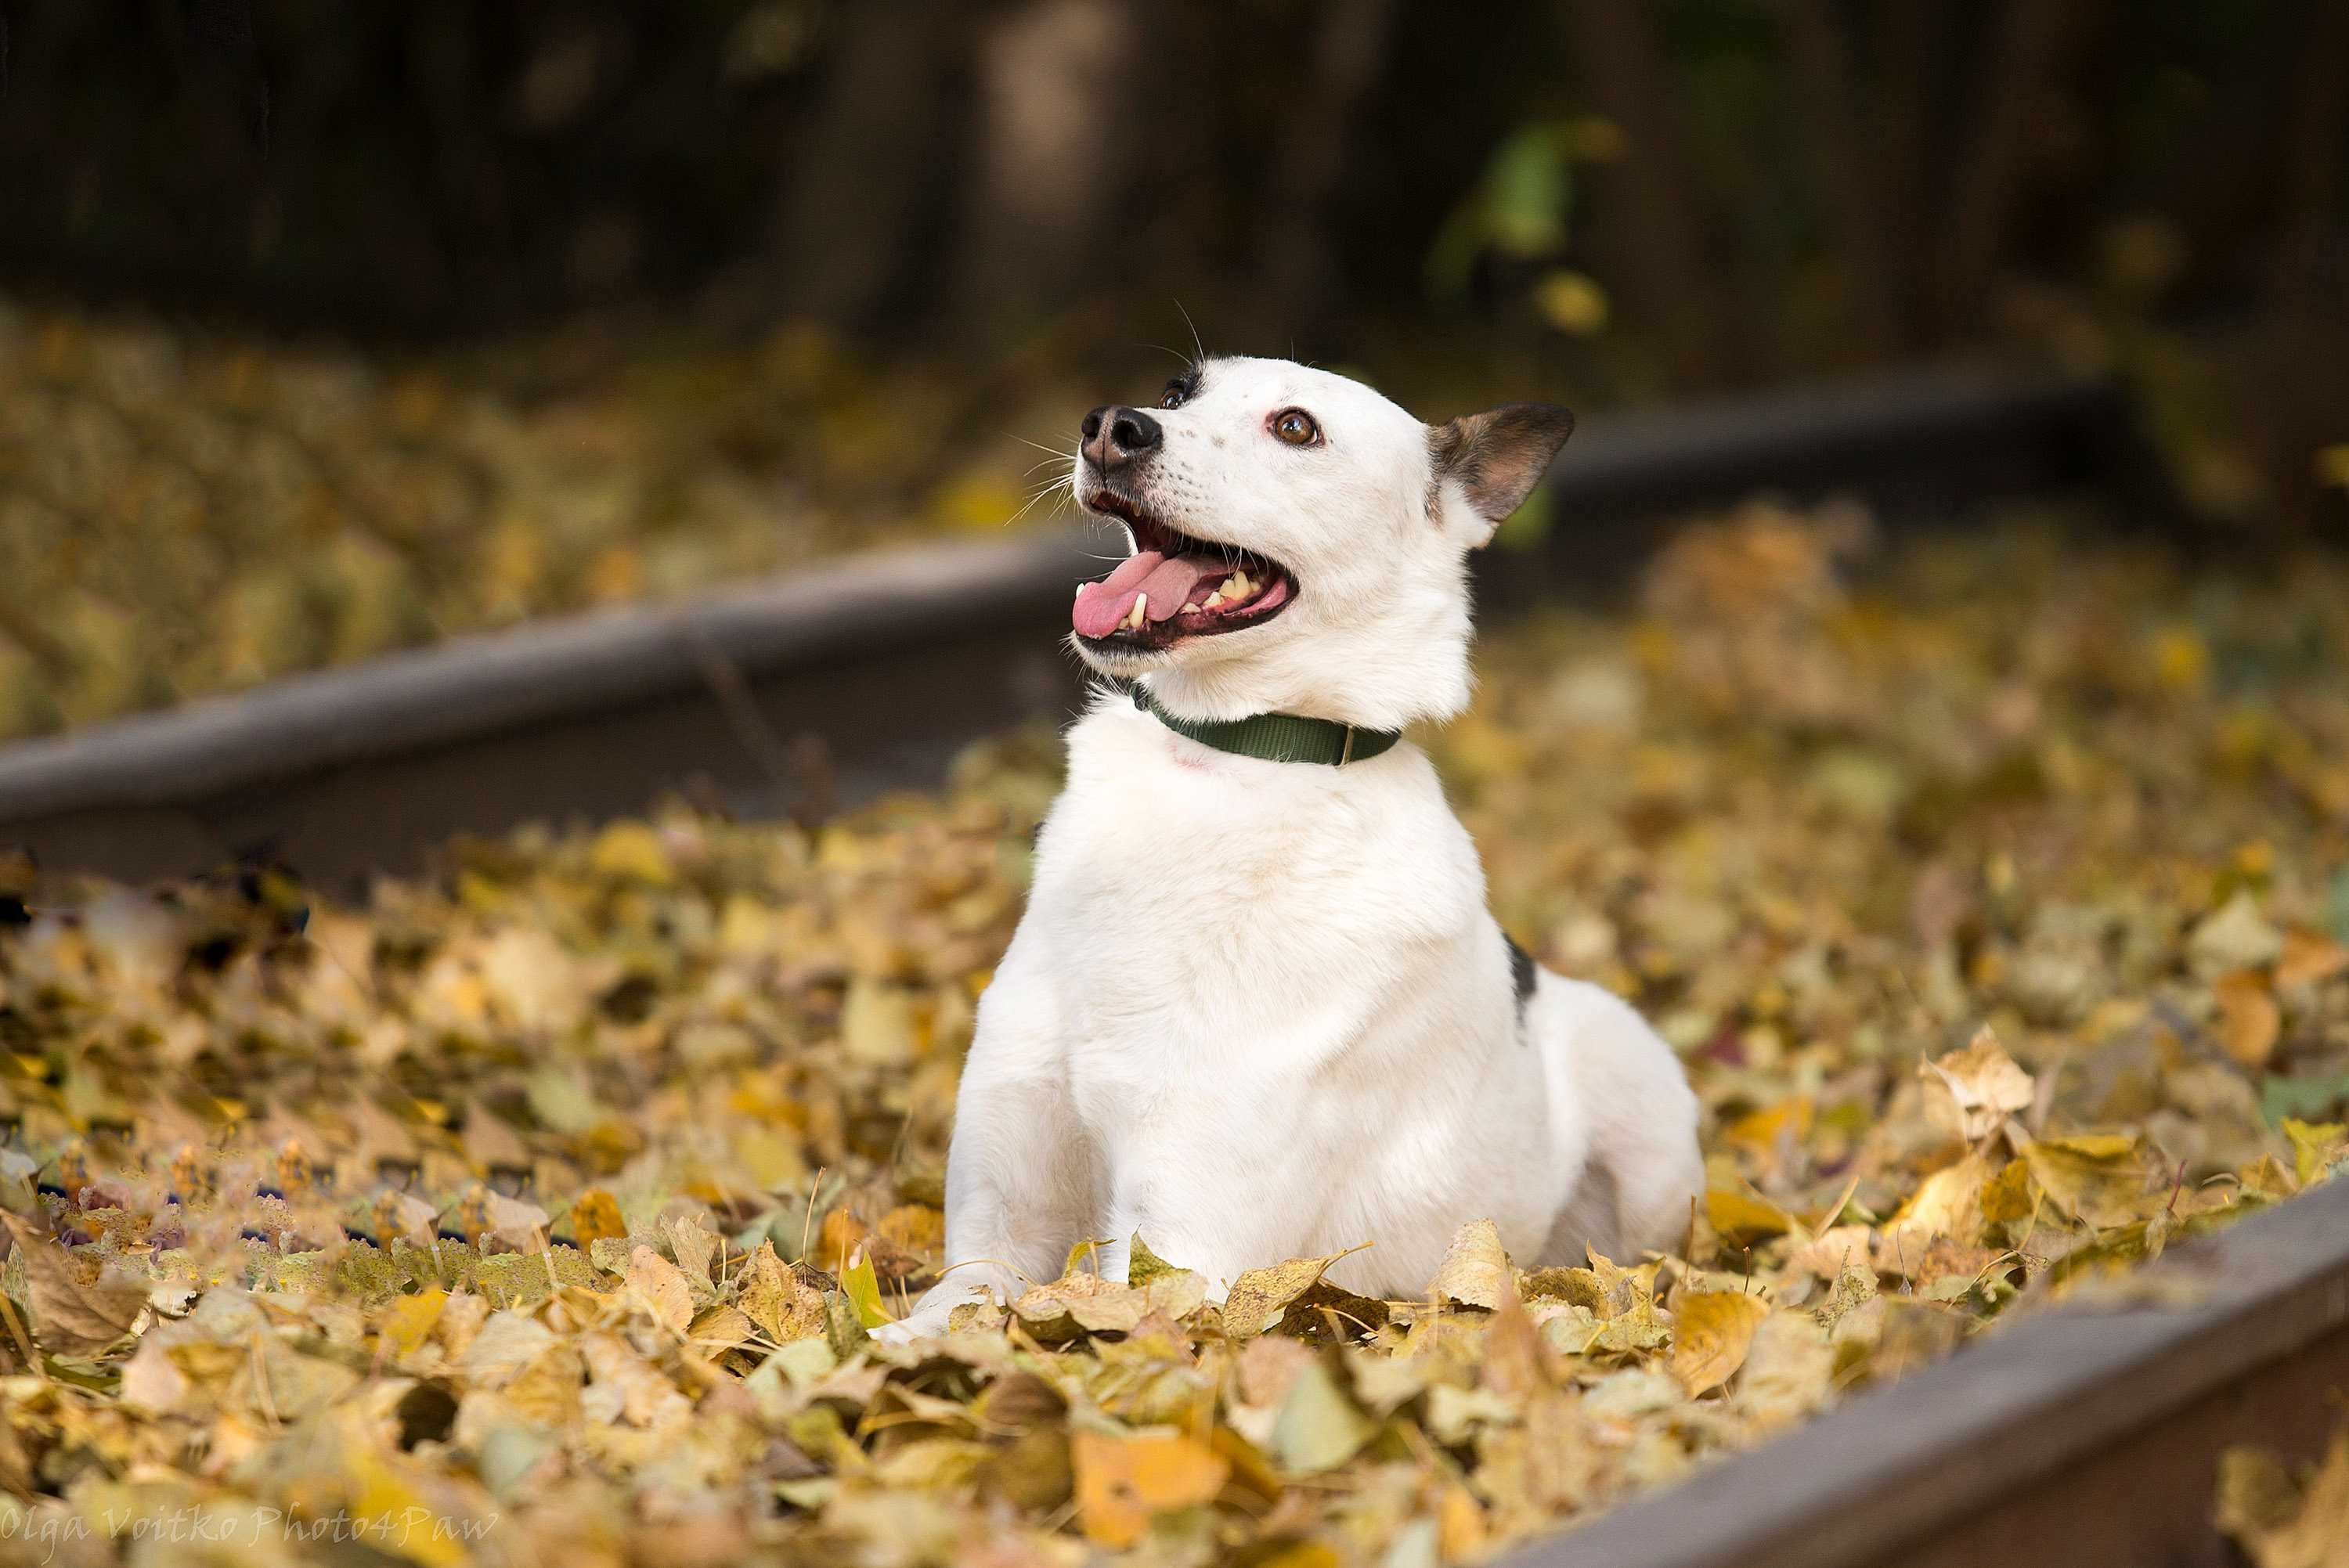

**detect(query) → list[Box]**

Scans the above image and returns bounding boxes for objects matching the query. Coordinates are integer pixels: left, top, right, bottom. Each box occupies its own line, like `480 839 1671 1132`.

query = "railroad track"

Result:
2 358 2341 1566
1520 1173 2349 1568
0 362 2126 888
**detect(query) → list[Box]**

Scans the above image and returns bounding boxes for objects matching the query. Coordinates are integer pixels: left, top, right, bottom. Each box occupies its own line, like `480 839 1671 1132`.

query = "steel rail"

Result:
1510 1173 2349 1568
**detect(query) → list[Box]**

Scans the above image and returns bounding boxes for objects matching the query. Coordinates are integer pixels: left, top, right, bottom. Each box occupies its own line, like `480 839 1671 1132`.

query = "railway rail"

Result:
1 359 2340 1565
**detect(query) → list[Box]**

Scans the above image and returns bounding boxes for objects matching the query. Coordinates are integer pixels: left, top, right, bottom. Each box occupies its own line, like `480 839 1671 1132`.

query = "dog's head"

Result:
1068 356 1571 729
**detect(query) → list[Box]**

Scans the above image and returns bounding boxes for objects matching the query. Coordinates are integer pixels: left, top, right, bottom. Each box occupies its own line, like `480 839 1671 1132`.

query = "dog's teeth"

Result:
1201 589 1225 610
1127 595 1148 629
1182 601 1200 615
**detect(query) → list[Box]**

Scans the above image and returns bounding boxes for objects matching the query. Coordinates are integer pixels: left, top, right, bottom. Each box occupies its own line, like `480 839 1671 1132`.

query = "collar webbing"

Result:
1129 685 1401 767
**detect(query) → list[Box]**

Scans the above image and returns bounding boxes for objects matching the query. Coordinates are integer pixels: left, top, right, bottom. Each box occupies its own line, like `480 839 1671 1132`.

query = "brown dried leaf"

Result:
1223 1251 1348 1339
624 1245 695 1336
1426 1219 1517 1310
1920 1026 2036 1141
0 1211 146 1357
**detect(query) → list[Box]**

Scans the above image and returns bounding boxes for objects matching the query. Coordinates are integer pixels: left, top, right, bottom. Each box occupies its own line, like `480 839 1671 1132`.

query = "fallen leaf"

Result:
1885 1152 1997 1246
1270 1357 1378 1473
2023 1134 2153 1228
2283 1120 2347 1191
1705 1187 1794 1249
624 1245 695 1336
1920 1025 2036 1141
0 1212 146 1356
1784 1224 1874 1283
1670 1289 1770 1396
1426 1219 1517 1309
839 1248 894 1328
1128 1233 1182 1285
1223 1251 1348 1339
1072 1428 1231 1548
738 1241 825 1344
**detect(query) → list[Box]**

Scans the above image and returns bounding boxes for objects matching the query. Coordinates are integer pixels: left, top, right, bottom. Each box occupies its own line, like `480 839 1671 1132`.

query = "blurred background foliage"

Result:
0 0 2344 738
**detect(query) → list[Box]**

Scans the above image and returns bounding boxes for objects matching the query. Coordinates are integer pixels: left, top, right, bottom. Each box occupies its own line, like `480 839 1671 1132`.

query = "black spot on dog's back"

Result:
1506 934 1536 1020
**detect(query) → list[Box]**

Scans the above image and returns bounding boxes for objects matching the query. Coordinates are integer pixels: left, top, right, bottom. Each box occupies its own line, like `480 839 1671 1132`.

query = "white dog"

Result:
884 357 1701 1338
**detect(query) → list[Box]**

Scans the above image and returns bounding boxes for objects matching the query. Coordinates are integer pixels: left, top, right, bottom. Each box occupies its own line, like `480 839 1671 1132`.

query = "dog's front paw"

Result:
871 1307 952 1346
871 1284 986 1345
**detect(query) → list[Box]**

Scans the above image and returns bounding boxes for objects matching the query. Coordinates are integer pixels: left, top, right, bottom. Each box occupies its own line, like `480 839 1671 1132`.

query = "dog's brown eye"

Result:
1271 409 1320 446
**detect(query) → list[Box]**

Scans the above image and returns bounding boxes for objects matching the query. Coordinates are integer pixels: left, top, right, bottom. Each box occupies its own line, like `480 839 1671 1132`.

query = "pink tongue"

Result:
1072 551 1221 637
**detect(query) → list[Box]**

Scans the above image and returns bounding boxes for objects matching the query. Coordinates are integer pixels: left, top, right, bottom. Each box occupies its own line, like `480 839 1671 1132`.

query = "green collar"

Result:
1130 685 1402 767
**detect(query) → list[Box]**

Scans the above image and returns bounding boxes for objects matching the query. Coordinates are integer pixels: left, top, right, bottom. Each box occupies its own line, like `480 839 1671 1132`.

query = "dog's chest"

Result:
1029 710 1489 1100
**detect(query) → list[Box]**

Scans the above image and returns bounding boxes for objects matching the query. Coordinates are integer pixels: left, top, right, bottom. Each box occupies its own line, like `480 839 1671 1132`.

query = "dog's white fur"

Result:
885 358 1700 1336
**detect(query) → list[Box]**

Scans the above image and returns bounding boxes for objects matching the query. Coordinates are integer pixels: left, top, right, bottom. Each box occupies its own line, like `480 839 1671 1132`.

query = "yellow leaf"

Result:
839 1248 894 1328
343 1443 472 1568
1223 1251 1348 1339
738 1241 825 1345
1886 1152 1996 1244
1723 1098 1814 1157
381 1296 449 1361
1128 1233 1182 1285
1425 1218 1517 1309
2023 1134 2152 1228
2283 1119 2347 1191
1071 1429 1231 1548
1705 1187 1793 1249
1980 1158 2037 1227
626 1245 695 1336
1271 1357 1378 1473
1670 1289 1770 1396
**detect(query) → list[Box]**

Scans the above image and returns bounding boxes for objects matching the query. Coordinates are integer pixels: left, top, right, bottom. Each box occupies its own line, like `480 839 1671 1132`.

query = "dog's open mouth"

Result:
1072 492 1296 648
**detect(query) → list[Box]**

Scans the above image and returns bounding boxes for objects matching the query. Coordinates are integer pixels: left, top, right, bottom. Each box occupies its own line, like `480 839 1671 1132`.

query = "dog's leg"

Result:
878 953 1095 1341
1538 976 1705 1263
1096 1127 1337 1302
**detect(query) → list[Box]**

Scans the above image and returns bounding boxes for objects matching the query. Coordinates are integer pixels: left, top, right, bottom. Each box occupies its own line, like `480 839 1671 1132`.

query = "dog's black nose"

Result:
1081 405 1163 472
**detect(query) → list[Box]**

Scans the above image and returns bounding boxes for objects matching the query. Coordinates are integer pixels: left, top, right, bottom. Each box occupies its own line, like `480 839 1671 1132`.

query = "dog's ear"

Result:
1429 403 1575 539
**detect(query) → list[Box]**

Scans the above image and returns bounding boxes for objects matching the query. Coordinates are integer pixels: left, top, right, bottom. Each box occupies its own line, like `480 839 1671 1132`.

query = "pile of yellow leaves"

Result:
0 504 2347 1566
0 298 1056 740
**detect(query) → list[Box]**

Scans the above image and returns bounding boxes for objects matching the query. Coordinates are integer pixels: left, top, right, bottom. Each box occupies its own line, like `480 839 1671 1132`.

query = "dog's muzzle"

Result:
1080 405 1162 475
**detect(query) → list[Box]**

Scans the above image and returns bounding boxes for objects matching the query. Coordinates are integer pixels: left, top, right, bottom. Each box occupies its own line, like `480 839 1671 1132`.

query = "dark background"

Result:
0 0 2343 738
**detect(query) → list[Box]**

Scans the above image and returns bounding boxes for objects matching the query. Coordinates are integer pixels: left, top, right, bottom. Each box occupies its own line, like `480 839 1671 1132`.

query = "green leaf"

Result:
839 1250 893 1329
